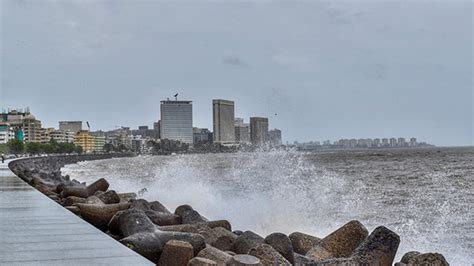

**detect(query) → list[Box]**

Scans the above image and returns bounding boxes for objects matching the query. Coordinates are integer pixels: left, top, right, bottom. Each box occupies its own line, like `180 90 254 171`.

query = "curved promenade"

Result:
0 158 152 265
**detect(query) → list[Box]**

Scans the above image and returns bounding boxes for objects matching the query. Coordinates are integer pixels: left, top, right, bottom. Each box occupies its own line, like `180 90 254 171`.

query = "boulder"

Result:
97 190 120 204
211 227 238 251
306 220 368 261
65 206 80 215
248 243 291 265
409 253 449 266
117 192 137 203
187 257 217 266
145 210 182 226
233 231 264 254
150 200 171 213
197 246 233 264
76 202 130 231
159 220 232 232
60 178 109 198
112 208 206 262
158 240 194 266
289 232 321 254
175 205 209 224
63 196 87 207
264 232 295 264
400 251 421 264
229 254 261 266
350 226 400 265
294 253 317 265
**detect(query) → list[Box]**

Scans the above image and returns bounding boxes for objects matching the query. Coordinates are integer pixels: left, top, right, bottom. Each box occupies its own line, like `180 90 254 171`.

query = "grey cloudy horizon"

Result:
1 0 472 146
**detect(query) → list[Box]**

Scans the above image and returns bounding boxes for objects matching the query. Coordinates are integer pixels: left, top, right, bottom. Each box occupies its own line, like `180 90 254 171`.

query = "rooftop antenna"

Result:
174 93 179 101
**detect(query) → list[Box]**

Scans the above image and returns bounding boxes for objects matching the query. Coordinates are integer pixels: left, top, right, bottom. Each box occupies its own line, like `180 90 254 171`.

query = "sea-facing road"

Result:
0 159 153 265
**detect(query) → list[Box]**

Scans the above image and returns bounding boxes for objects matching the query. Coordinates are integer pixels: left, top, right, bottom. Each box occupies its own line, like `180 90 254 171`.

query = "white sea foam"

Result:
62 149 473 265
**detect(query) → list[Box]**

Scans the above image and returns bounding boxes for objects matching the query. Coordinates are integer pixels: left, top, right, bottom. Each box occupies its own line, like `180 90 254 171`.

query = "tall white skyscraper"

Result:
213 99 235 143
160 100 193 144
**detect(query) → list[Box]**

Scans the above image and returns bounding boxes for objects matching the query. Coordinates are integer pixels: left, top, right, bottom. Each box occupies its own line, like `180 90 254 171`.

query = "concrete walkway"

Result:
0 159 153 265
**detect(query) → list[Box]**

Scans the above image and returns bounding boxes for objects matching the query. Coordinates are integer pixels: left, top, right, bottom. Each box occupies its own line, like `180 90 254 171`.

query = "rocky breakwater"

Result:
9 156 450 265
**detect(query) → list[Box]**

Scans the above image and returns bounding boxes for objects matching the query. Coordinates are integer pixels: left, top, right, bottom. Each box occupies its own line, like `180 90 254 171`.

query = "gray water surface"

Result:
63 147 474 265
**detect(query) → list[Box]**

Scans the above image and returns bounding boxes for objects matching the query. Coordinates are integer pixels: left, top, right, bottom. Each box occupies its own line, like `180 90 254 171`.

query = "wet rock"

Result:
409 253 449 266
187 257 217 266
351 226 400 265
65 206 80 215
76 202 130 231
233 230 244 236
306 220 368 261
211 227 238 251
289 231 321 255
117 192 137 203
97 190 120 204
248 243 291 265
85 195 104 205
60 178 109 198
63 196 87 207
294 253 317 265
158 240 194 266
264 232 295 264
150 200 171 213
400 251 421 264
197 246 233 264
113 208 206 262
130 198 152 211
175 205 209 224
229 254 261 266
145 210 182 226
233 231 264 254
159 220 232 232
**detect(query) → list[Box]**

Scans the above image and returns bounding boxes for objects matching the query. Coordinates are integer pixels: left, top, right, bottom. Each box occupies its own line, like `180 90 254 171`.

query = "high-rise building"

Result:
160 100 193 144
382 138 389 147
398 138 406 147
59 121 82 134
153 121 161 139
409 137 417 147
21 114 42 143
373 138 381 147
213 99 235 144
250 117 269 145
389 138 397 147
50 130 75 143
234 118 250 143
269 129 282 146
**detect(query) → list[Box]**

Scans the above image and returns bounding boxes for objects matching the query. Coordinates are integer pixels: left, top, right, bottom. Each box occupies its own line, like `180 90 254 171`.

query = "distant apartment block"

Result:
250 117 269 145
213 99 235 144
160 100 193 144
398 137 406 147
193 128 213 144
269 129 282 146
74 130 96 153
390 138 397 147
0 124 14 144
59 121 82 134
50 130 75 143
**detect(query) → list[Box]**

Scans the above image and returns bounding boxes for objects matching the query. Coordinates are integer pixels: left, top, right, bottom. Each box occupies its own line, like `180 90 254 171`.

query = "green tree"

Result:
7 139 24 154
75 145 83 154
26 142 42 155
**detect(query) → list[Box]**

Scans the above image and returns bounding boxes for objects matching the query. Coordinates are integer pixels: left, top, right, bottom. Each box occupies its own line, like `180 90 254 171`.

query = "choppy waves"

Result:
62 148 474 265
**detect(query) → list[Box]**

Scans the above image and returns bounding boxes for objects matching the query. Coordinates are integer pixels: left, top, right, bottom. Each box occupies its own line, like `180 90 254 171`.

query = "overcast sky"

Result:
1 0 472 146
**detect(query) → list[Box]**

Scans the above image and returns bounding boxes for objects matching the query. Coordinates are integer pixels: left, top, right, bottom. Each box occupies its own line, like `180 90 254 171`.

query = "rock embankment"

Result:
9 155 450 265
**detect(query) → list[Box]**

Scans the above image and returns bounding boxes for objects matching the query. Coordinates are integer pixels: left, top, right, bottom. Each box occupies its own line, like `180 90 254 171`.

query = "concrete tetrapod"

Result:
60 178 110 198
109 208 206 263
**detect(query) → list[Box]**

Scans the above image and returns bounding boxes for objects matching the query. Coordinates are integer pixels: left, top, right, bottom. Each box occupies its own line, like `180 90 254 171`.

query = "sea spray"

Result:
62 149 473 265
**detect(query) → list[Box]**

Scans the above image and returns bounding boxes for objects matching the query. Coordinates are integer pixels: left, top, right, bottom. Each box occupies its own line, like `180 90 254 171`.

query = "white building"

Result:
160 100 193 144
0 125 14 144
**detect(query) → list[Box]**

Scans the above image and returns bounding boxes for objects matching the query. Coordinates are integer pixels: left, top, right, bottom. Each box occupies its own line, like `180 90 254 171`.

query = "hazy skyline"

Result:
1 0 472 146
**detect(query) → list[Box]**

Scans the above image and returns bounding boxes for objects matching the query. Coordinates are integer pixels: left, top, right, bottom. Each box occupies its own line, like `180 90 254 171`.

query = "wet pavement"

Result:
0 159 152 265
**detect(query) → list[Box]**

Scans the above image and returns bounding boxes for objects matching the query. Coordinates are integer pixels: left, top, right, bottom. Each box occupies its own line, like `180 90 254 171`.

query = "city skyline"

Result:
1 1 472 146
